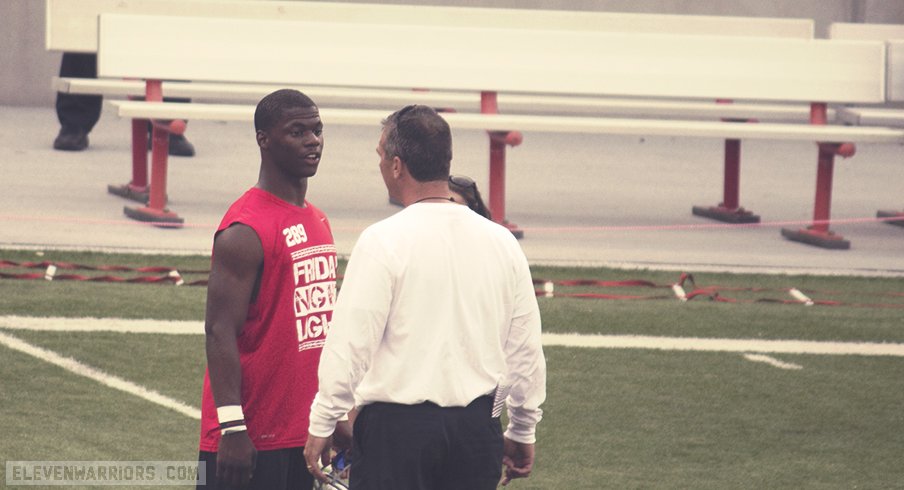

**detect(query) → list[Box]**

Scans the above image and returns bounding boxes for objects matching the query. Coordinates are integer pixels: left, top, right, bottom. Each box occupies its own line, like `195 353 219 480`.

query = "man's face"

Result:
262 106 324 179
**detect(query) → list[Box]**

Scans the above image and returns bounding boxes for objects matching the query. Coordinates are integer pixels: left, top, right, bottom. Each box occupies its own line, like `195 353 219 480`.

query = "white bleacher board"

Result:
837 106 904 127
112 101 904 144
53 77 479 109
46 0 814 53
57 77 828 121
887 41 904 101
97 15 885 104
828 22 904 102
828 22 904 42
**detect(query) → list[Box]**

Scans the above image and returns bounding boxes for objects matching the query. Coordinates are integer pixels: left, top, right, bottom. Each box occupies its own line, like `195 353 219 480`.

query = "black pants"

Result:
55 52 191 134
56 53 102 133
351 395 503 490
197 447 314 490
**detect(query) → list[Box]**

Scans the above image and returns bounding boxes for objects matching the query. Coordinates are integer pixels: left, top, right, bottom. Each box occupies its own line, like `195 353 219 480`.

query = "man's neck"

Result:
404 181 453 207
256 176 308 207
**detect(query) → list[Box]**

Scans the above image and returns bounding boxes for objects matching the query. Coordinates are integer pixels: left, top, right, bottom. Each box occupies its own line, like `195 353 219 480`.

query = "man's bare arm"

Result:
205 224 263 488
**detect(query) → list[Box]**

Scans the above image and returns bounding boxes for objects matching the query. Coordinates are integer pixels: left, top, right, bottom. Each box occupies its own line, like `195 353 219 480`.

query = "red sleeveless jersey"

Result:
199 188 337 451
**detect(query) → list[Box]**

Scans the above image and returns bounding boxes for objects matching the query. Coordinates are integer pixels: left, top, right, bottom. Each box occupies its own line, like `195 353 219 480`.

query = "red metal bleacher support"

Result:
121 79 185 226
876 209 904 227
780 102 854 249
691 99 761 224
107 99 150 203
481 91 524 239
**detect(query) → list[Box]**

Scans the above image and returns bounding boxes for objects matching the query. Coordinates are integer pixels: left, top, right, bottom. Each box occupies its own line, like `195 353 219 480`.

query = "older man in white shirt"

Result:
304 105 546 490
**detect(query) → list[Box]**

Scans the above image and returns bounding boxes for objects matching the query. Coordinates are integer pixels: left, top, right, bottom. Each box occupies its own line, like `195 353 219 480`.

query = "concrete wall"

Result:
2 0 63 107
3 0 903 107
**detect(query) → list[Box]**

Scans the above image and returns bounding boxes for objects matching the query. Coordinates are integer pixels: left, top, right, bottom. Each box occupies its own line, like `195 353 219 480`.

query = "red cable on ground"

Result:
2 259 903 307
0 259 209 274
0 259 208 286
533 272 904 309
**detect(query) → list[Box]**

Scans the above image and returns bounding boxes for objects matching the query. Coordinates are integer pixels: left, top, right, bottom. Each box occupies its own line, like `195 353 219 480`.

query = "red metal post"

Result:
809 102 834 235
147 119 171 211
481 91 523 238
810 102 828 125
810 144 834 233
130 119 149 190
145 80 166 212
482 92 504 222
122 79 184 226
146 80 162 101
690 99 759 223
108 90 152 202
779 102 852 249
488 133 507 223
722 139 741 210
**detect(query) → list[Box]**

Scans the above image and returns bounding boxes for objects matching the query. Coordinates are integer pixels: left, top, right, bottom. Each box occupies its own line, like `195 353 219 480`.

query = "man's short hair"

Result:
255 89 317 132
382 105 452 182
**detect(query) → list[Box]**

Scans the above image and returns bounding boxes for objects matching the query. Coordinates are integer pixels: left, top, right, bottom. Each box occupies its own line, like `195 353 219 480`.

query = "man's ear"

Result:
256 130 268 149
392 156 404 179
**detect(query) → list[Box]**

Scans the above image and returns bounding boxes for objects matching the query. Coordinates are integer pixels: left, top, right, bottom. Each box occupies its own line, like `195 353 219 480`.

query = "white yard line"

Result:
742 353 804 370
2 315 903 357
542 333 904 357
0 329 201 420
0 315 203 334
2 316 903 418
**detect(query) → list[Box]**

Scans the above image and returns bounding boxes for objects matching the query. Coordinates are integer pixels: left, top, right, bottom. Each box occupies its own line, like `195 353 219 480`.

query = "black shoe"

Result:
148 133 196 157
53 128 89 151
168 134 195 157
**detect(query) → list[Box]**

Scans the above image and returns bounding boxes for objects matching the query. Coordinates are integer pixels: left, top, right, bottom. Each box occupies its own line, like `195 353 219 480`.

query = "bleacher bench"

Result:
48 0 843 238
92 13 904 250
47 0 817 119
829 22 904 228
98 14 904 248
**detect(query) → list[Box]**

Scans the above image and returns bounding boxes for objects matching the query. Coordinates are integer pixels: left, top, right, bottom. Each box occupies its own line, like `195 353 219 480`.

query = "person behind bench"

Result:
449 173 492 220
53 52 196 156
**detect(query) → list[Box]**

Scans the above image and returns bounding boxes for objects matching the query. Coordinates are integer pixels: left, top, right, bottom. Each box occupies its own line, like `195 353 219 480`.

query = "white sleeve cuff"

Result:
307 394 341 438
504 421 536 444
307 413 338 438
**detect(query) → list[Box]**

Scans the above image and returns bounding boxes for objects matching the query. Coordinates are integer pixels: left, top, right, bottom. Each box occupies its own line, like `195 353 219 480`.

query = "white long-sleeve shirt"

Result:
308 202 546 444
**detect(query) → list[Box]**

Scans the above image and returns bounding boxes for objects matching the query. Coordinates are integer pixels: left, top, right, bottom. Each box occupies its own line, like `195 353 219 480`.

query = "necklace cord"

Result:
411 196 454 205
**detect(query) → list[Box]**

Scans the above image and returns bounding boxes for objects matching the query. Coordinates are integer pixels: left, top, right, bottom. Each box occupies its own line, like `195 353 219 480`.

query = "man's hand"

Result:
216 431 257 488
332 419 353 451
303 435 332 484
500 437 535 486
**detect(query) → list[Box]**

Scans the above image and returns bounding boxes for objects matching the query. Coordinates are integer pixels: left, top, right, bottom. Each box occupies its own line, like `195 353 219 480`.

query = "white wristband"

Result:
221 424 247 436
217 405 245 424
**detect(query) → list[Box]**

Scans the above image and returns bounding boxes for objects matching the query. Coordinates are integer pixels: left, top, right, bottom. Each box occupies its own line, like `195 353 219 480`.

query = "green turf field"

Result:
2 249 903 489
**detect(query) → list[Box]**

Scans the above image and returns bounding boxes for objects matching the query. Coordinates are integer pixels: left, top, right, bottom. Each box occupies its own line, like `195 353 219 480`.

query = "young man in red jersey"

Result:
197 89 348 489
